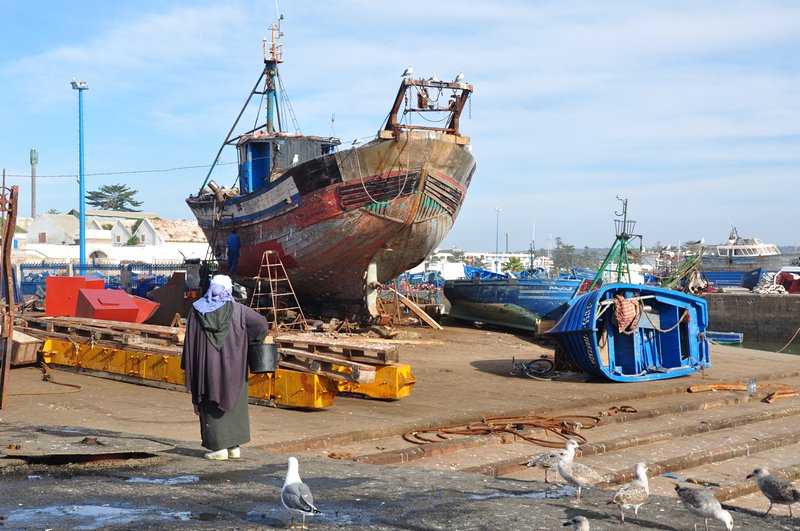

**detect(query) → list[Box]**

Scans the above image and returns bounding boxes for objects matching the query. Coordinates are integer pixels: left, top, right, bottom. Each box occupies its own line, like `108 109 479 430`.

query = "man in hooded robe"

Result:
181 274 269 460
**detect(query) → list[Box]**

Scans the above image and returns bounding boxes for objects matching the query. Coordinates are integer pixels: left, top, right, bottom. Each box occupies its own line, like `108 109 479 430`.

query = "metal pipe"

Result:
495 207 501 273
71 80 89 270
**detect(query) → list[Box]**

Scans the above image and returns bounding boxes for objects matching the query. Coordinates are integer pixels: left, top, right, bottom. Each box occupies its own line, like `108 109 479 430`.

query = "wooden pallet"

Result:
23 315 184 345
273 332 400 365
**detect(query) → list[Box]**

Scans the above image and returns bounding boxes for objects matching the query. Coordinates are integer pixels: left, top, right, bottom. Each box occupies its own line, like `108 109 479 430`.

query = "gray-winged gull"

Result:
674 484 733 531
609 462 649 523
746 467 800 517
557 439 604 502
526 448 566 483
281 456 321 529
562 515 590 530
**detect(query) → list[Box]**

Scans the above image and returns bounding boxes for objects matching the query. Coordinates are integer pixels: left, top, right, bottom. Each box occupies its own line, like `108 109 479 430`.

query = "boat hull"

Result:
701 254 793 273
188 131 475 317
548 283 710 382
443 277 583 333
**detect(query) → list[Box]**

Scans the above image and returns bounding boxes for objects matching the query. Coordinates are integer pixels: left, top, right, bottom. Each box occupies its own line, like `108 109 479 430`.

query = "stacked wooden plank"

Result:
17 315 183 356
273 332 400 385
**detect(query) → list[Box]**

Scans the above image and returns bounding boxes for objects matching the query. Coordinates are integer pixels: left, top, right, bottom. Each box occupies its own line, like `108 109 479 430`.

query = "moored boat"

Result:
705 331 744 345
702 226 793 273
186 23 476 318
547 283 710 382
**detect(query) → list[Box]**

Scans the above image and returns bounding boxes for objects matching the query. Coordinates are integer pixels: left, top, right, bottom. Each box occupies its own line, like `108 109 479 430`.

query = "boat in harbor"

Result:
186 23 476 318
705 330 744 345
701 226 793 273
547 283 710 382
443 268 590 333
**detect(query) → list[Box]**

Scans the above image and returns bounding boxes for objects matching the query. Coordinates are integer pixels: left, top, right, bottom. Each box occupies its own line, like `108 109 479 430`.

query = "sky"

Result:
1 0 798 252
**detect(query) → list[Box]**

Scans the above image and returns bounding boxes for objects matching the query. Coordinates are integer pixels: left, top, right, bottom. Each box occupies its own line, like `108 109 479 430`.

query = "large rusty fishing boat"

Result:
186 24 475 317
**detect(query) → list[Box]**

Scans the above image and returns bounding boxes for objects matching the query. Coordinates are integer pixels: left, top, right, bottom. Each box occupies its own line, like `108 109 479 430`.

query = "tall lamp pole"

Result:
495 207 501 273
29 149 37 218
71 80 89 270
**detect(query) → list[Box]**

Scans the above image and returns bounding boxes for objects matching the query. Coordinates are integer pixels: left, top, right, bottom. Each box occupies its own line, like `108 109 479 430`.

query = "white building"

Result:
25 214 102 245
13 213 209 264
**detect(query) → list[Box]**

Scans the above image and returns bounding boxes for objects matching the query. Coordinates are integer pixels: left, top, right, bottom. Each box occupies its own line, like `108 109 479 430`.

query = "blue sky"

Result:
1 1 798 251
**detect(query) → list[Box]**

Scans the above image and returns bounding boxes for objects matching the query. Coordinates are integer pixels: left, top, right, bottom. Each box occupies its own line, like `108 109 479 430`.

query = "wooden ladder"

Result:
250 251 307 331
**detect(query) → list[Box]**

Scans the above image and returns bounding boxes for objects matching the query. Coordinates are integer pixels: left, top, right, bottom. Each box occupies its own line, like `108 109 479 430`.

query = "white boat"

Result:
701 226 793 272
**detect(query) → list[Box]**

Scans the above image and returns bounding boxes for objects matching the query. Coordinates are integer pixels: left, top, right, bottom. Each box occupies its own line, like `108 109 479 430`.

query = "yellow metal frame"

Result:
37 339 416 408
335 364 416 399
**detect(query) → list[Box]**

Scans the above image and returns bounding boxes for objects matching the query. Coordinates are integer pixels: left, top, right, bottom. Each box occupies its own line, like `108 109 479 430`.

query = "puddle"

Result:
469 485 576 500
126 475 200 485
248 501 389 527
6 505 192 530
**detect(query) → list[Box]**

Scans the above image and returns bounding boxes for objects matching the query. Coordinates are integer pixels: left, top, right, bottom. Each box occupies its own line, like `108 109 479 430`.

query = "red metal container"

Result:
45 276 105 317
75 289 140 322
129 295 161 324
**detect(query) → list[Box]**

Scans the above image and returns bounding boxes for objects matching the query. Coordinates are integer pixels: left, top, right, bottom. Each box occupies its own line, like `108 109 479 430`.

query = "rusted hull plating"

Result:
188 132 475 315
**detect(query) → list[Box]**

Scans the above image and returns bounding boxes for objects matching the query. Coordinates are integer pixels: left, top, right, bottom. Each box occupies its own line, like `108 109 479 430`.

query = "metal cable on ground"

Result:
9 363 83 396
403 414 602 448
777 326 800 353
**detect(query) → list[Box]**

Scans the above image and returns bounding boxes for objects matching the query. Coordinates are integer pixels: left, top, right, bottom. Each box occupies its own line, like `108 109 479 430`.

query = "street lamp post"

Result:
495 207 501 273
71 80 89 270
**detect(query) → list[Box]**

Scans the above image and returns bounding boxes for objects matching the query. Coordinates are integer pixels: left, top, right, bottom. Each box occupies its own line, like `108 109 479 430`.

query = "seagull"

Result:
454 71 464 83
292 153 299 166
608 462 649 523
746 467 800 517
557 439 605 502
526 448 566 483
562 515 590 530
428 74 440 82
281 456 321 529
401 65 413 77
674 484 733 531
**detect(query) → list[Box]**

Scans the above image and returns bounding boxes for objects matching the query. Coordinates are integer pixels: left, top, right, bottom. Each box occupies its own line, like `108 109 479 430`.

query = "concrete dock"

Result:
1 324 799 529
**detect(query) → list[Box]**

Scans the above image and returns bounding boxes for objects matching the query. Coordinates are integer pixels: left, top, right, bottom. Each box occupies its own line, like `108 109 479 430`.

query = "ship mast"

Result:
263 21 284 134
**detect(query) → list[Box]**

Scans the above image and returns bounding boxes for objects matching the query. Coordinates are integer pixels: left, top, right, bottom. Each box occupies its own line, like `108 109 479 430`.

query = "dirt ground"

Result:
1 322 799 529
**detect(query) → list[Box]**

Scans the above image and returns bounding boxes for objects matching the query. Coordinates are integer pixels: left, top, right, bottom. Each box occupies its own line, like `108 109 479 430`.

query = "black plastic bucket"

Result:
248 342 279 373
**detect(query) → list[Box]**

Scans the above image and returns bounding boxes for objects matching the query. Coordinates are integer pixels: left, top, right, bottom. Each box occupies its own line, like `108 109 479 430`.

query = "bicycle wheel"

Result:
525 358 554 380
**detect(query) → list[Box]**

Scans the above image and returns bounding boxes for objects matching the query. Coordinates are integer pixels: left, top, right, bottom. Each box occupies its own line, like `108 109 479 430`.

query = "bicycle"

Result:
510 356 555 381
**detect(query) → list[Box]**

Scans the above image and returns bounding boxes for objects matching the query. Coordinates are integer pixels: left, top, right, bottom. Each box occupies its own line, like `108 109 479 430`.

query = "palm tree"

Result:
502 257 526 274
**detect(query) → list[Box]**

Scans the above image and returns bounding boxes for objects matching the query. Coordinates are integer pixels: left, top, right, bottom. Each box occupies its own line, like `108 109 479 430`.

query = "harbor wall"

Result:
703 292 800 343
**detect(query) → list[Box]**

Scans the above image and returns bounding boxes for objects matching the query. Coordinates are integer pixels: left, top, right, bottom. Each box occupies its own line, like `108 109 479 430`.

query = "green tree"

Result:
577 246 597 268
86 184 143 211
552 237 576 270
451 249 465 263
469 257 486 269
125 235 140 246
47 208 60 214
502 257 526 274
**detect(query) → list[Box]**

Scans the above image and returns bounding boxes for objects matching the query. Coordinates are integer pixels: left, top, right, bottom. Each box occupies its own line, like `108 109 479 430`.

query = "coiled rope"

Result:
403 414 601 448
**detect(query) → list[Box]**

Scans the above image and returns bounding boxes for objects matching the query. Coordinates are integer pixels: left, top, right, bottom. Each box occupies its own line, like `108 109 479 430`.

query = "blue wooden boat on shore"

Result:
443 274 587 333
547 283 710 382
705 330 744 345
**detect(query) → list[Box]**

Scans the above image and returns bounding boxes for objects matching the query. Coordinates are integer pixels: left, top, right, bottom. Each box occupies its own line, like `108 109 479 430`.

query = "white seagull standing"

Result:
746 467 800 517
526 448 565 483
675 484 733 531
557 439 605 502
401 65 413 78
608 462 649 523
281 456 321 529
454 71 464 83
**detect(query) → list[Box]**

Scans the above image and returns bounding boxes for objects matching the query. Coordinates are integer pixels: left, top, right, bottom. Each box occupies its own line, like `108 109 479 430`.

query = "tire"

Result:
525 358 554 380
